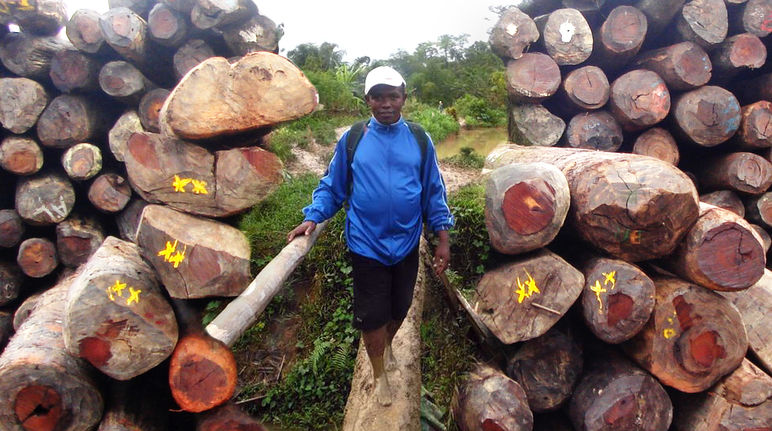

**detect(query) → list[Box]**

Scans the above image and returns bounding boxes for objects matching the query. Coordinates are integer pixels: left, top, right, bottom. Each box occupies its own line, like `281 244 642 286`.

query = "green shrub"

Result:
447 183 489 280
442 146 485 169
453 94 506 128
404 101 460 143
305 69 367 115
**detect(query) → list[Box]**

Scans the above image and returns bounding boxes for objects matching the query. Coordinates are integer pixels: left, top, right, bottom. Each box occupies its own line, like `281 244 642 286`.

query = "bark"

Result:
99 7 171 79
148 2 189 48
0 277 103 431
557 65 609 113
49 48 100 93
15 171 75 226
0 309 12 352
709 33 766 83
0 0 66 36
36 94 110 148
0 31 68 79
699 190 745 217
474 248 584 344
750 223 771 252
136 204 251 299
506 327 583 413
672 86 742 148
453 364 533 431
160 52 318 140
539 8 593 65
731 100 772 150
484 162 570 255
745 191 772 228
732 0 772 36
99 60 157 105
138 88 170 133
508 103 565 147
632 127 680 165
116 198 149 243
622 275 748 393
608 69 671 132
695 151 772 194
0 77 48 134
0 260 23 307
16 237 57 278
0 136 44 176
196 402 268 431
675 0 728 49
108 109 144 162
221 13 279 56
12 291 40 331
55 213 105 268
633 41 712 91
667 202 766 291
63 236 178 380
65 9 108 55
173 38 214 80
591 5 647 70
489 7 540 60
564 110 623 151
190 0 256 30
485 145 700 261
0 209 24 248
61 142 102 181
88 173 133 213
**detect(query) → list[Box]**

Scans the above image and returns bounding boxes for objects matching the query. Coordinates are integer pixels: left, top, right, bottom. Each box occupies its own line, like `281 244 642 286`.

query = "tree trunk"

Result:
16 237 58 278
591 5 647 70
580 257 655 344
489 7 539 61
508 103 565 147
0 31 68 79
633 41 712 91
136 204 251 299
0 77 49 134
159 52 318 140
221 13 279 56
745 191 772 228
0 136 44 176
667 202 765 291
538 8 593 66
190 0 256 30
108 109 144 162
173 38 215 80
453 364 533 431
731 100 772 150
568 350 673 431
474 248 584 344
99 60 157 105
485 144 700 262
138 88 170 133
709 33 766 83
608 69 671 132
695 151 772 194
61 142 102 181
148 3 189 48
632 127 679 165
49 48 100 93
36 94 110 148
0 276 103 431
63 236 177 381
672 86 743 148
622 275 748 393
196 402 268 431
0 209 24 248
675 0 728 49
87 173 133 213
699 190 745 217
116 198 149 243
506 327 583 413
55 213 105 268
732 0 772 36
564 110 623 151
484 162 570 255
65 9 108 55
0 260 23 307
556 65 609 113
14 172 75 226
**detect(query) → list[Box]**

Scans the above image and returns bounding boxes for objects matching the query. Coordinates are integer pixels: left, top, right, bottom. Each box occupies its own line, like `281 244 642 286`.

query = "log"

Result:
116 198 149 243
36 94 110 148
709 33 766 83
695 151 772 194
173 38 214 80
699 189 745 216
108 109 144 162
221 13 279 56
720 268 772 373
0 31 68 79
633 42 712 91
591 5 647 70
568 350 673 431
206 220 328 346
675 0 728 49
108 0 153 16
489 6 540 61
148 2 189 47
0 77 48 134
63 236 178 380
136 204 251 299
99 60 157 105
0 136 44 176
12 291 40 331
159 52 318 140
0 0 66 36
745 191 772 228
484 162 570 255
16 237 57 278
732 0 772 37
215 146 286 216
61 143 102 181
88 173 133 213
452 364 533 431
49 48 100 93
750 223 771 252
672 358 772 431
0 260 23 307
98 377 169 431
66 9 109 55
190 0 256 30
506 327 583 413
196 402 268 431
505 53 561 103
538 8 593 66
508 103 565 147
580 257 655 344
635 0 687 34
557 65 609 113
169 298 236 413
138 88 170 133
474 248 584 344
631 127 680 165
55 213 105 268
0 209 24 248
15 171 75 226
608 69 671 132
666 202 765 291
0 276 103 431
731 100 772 150
485 145 700 261
622 275 748 393
564 110 623 151
99 7 166 73
671 86 742 148
0 309 12 351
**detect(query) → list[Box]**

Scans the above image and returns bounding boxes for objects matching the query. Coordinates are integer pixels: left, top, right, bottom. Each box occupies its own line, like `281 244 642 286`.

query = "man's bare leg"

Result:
384 319 402 371
363 325 392 406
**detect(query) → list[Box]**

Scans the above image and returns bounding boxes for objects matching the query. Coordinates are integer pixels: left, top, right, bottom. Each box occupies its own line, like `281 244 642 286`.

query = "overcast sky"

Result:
63 1 510 62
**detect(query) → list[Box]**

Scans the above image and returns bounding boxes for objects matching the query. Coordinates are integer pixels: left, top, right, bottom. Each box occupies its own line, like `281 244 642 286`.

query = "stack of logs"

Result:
453 1 772 430
0 0 319 429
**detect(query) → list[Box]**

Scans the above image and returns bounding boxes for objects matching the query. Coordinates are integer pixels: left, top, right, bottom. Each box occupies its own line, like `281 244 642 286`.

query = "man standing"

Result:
287 66 454 406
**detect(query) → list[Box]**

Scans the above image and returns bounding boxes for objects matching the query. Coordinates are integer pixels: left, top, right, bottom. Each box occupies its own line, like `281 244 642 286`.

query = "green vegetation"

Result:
447 183 489 280
442 146 486 170
404 101 460 143
453 94 506 128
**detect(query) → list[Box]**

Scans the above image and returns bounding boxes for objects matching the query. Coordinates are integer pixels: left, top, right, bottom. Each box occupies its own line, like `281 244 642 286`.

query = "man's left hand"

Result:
432 230 450 276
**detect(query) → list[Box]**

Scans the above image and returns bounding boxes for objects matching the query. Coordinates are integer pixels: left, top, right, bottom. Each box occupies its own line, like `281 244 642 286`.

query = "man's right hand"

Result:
287 220 317 243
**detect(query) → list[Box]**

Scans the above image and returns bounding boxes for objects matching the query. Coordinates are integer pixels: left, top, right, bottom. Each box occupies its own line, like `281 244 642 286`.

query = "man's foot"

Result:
374 374 393 406
384 344 397 372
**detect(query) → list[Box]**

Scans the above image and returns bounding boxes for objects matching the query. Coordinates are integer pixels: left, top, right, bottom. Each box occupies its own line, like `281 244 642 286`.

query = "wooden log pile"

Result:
451 1 772 429
0 0 318 428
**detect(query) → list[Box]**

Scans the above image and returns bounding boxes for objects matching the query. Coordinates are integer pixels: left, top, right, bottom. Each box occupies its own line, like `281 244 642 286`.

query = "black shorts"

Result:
349 246 419 331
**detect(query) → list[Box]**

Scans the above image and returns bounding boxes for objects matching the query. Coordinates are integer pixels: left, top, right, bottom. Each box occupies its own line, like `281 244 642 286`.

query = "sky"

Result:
63 0 510 62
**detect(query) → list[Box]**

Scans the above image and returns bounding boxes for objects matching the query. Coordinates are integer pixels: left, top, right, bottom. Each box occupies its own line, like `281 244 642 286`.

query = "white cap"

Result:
364 66 406 95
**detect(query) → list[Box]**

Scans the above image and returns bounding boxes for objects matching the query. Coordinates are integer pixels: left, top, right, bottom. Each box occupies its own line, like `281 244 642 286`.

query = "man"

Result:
286 66 454 406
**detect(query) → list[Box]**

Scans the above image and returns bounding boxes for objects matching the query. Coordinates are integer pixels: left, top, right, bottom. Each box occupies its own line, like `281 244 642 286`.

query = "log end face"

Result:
78 336 112 368
696 223 766 290
502 180 556 235
170 335 237 413
14 385 63 431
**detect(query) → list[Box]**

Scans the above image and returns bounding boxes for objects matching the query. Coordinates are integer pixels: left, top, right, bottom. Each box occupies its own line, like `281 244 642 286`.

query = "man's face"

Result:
366 85 406 125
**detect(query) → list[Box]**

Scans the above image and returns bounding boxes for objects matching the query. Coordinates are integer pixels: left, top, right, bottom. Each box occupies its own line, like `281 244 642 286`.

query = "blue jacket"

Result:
303 116 454 265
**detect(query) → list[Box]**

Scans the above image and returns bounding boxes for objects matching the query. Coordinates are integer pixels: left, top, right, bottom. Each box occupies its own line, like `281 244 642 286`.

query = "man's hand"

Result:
287 221 317 243
432 230 450 277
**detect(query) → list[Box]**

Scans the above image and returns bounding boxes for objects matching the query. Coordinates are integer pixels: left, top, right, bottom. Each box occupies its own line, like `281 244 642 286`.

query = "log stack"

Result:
0 0 318 428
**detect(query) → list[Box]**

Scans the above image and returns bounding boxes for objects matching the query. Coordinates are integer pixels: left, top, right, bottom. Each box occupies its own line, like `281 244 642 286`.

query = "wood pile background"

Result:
451 0 772 430
0 0 320 429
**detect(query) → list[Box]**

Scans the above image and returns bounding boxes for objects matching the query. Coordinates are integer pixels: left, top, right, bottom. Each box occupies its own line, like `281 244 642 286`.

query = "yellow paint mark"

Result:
663 328 676 339
172 175 192 192
106 279 140 306
602 271 616 289
126 287 141 305
158 239 187 268
0 0 34 15
515 270 540 304
111 280 127 297
168 246 187 268
158 240 178 261
590 280 607 313
191 179 208 195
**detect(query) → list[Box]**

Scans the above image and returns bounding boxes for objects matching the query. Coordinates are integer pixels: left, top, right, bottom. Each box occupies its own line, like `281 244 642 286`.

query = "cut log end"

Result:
695 222 765 290
14 385 64 431
502 180 556 235
169 334 237 413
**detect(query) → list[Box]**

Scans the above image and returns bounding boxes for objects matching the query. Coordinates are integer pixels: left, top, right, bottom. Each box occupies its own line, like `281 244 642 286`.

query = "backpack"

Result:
345 119 429 196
